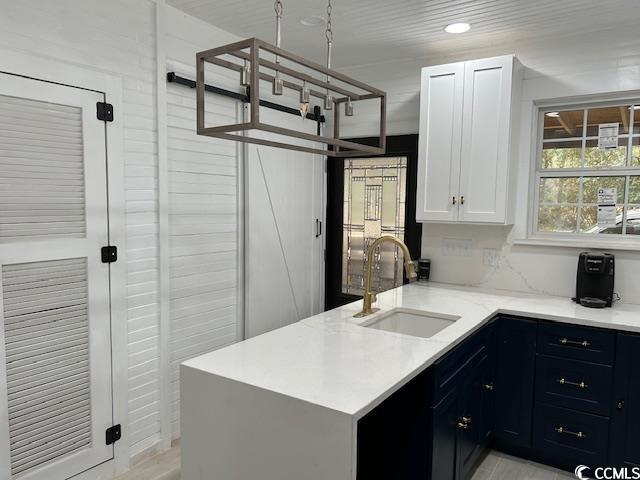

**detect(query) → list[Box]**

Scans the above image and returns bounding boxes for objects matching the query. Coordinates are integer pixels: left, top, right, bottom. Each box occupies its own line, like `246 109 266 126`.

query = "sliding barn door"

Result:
245 109 325 338
0 73 113 479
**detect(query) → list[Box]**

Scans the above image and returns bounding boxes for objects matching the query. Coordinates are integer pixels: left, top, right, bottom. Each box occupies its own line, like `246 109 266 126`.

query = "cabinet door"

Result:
457 355 486 479
416 63 464 222
610 334 640 468
431 388 459 480
494 316 537 449
458 56 514 223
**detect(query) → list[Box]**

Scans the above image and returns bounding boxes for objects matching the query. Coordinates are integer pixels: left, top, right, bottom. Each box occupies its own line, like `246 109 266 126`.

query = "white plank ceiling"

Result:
167 0 640 67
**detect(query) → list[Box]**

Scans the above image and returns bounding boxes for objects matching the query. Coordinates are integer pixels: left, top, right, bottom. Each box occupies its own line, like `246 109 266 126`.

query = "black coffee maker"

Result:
573 252 615 308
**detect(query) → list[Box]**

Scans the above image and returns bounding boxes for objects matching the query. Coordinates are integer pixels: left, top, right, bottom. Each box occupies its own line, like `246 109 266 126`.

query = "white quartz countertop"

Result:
182 283 640 418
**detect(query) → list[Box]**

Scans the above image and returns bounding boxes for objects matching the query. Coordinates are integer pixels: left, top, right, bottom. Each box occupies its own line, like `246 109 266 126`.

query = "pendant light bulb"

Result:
324 95 334 111
240 60 250 87
299 81 310 118
273 71 284 95
345 97 354 116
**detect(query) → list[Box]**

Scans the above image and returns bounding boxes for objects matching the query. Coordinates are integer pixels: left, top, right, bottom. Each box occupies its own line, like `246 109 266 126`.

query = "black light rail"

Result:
166 72 325 133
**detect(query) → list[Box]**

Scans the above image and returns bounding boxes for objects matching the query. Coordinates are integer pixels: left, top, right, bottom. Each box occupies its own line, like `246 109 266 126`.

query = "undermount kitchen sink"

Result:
362 308 460 339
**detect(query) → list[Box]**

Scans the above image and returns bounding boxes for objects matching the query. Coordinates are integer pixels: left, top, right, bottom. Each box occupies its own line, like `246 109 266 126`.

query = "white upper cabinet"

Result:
416 55 522 224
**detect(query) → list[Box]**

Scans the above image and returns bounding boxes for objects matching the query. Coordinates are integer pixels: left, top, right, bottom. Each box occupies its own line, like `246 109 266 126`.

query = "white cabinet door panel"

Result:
416 63 464 222
459 57 513 223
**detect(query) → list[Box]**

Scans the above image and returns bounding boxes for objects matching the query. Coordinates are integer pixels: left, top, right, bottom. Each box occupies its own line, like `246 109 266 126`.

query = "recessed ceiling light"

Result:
444 22 471 34
546 111 560 117
299 15 326 27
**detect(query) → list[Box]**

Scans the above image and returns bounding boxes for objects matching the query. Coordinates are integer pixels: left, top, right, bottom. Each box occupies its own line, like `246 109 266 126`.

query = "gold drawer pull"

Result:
559 338 591 348
557 378 588 389
461 416 472 424
555 426 586 439
483 383 494 391
457 421 469 430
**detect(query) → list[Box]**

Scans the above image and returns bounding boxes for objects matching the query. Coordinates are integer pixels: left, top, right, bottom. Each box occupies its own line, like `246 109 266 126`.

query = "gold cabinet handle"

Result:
460 195 464 205
457 422 469 430
461 416 472 424
559 338 591 348
483 383 494 391
452 196 457 205
557 378 588 389
555 426 586 439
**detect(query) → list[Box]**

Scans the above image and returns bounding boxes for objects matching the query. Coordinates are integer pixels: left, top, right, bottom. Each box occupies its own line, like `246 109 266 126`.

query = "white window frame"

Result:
528 97 640 248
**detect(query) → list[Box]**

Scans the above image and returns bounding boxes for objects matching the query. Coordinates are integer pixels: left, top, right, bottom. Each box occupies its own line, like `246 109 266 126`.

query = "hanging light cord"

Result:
274 0 283 64
324 0 334 110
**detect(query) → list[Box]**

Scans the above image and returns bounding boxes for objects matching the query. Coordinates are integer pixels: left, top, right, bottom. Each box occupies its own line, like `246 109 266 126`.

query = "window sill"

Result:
513 236 640 252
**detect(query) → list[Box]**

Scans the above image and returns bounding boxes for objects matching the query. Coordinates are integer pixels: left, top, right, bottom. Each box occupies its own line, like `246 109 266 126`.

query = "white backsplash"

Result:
421 224 640 304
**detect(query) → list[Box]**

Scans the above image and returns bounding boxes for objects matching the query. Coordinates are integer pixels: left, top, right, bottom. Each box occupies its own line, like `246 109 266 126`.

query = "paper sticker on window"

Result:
598 123 619 149
597 187 617 227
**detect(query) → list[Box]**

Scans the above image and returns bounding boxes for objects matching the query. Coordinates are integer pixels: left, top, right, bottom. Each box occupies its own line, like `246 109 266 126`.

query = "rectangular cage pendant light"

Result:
196 37 386 157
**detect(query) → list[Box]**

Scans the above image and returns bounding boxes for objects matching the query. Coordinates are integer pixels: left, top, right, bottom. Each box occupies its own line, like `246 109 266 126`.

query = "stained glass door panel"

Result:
342 157 407 296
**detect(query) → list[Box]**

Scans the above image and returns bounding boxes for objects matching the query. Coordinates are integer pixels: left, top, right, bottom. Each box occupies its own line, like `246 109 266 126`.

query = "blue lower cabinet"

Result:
610 334 640 468
430 326 495 480
493 316 537 449
533 403 610 467
357 318 634 479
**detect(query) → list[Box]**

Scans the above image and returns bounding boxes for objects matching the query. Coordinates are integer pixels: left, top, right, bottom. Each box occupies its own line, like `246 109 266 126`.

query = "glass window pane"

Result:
341 157 407 296
626 205 640 234
538 206 577 233
584 139 627 168
543 109 584 140
631 137 640 166
580 206 624 234
539 177 579 204
629 177 640 204
632 106 640 134
582 176 626 204
586 106 631 136
541 140 581 169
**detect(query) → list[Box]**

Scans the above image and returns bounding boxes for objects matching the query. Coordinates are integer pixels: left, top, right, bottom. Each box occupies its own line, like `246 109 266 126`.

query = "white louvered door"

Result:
0 73 113 480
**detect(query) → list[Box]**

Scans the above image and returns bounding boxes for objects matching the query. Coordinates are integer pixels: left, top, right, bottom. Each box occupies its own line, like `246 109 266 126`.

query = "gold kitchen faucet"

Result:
354 236 418 318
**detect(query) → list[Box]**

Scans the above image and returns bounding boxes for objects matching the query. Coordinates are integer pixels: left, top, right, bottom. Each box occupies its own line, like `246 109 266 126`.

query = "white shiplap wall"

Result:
336 26 640 303
164 10 244 439
166 83 239 435
0 0 245 463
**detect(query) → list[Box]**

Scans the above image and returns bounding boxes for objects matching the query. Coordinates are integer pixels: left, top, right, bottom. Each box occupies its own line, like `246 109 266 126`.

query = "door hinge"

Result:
106 424 121 445
97 102 114 122
101 246 118 263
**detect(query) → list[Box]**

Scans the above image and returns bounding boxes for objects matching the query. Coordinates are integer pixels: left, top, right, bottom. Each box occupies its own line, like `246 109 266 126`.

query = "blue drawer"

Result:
533 403 610 466
538 322 615 365
535 355 613 416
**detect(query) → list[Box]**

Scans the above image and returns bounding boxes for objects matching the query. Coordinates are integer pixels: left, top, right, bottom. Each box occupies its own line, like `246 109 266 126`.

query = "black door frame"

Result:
325 134 422 310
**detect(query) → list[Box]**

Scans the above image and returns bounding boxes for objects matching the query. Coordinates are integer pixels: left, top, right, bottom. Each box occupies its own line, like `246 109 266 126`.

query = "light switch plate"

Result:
443 238 473 257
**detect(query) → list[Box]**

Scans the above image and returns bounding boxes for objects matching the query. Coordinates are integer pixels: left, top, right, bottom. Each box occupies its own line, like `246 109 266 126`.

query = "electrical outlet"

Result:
483 248 498 267
443 238 473 257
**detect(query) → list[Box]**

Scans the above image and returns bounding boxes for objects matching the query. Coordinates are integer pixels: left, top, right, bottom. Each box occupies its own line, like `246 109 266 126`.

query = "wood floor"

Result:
472 451 576 480
115 442 180 480
116 445 575 480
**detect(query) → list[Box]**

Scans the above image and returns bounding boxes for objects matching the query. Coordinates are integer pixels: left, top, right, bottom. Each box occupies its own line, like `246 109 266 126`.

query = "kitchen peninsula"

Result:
181 283 640 480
